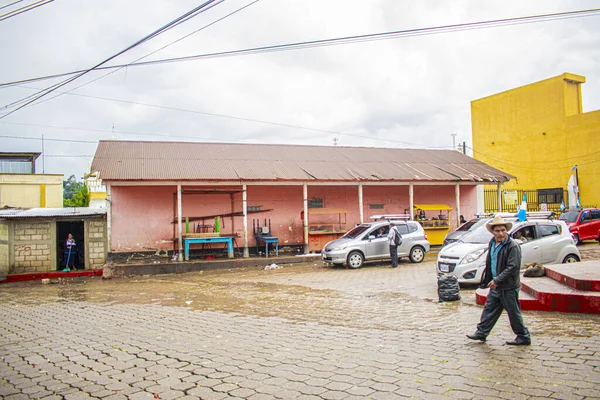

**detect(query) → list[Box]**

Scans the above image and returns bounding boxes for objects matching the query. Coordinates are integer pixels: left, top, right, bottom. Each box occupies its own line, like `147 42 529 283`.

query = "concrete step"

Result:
544 260 600 291
475 287 545 311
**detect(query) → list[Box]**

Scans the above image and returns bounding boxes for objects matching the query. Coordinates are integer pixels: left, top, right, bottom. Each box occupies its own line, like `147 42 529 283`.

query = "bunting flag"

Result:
560 200 565 212
517 193 527 222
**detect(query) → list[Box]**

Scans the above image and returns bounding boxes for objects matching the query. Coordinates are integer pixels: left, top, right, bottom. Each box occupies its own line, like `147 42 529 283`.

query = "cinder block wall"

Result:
12 221 52 273
87 219 106 268
0 222 9 278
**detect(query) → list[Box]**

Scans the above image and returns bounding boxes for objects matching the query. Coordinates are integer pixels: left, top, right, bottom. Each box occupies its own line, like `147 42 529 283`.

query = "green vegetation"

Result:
63 175 90 207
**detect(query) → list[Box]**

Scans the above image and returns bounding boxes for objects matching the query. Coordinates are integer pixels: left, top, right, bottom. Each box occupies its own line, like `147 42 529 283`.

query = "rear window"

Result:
539 224 560 237
559 211 580 223
407 222 419 233
592 210 600 220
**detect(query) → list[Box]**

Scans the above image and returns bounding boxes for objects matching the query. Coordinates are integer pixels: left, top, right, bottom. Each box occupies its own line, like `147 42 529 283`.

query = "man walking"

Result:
387 222 401 268
467 215 531 345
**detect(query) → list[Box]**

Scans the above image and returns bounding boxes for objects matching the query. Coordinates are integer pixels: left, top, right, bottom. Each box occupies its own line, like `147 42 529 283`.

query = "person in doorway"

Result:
467 216 531 345
387 222 401 268
63 233 77 271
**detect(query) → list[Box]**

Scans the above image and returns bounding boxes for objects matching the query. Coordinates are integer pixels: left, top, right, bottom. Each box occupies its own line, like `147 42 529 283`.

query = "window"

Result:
591 210 600 220
396 225 409 235
247 206 261 212
308 198 324 208
539 224 560 237
537 188 564 204
407 223 419 233
369 204 384 209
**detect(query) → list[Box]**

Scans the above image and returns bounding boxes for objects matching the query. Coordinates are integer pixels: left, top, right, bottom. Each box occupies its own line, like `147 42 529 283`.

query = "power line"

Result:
0 0 52 22
0 134 97 144
2 7 600 89
0 1 24 11
0 0 224 118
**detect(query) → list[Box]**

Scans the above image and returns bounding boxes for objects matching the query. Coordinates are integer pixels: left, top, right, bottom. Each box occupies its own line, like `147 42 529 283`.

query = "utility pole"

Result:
41 135 45 173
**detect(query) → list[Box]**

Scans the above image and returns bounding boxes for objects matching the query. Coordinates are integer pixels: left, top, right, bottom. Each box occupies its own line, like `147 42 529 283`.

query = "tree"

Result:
63 176 90 207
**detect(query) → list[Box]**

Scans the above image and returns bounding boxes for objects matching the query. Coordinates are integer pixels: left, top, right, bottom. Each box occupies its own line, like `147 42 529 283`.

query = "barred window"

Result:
308 198 324 208
538 188 563 204
247 206 261 212
369 204 384 209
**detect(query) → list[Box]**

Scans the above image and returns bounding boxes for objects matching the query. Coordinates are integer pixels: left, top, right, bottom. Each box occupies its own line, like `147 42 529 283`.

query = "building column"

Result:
243 184 249 258
455 184 461 227
358 183 364 224
177 184 183 262
497 183 503 213
409 183 414 220
303 183 309 254
106 183 112 261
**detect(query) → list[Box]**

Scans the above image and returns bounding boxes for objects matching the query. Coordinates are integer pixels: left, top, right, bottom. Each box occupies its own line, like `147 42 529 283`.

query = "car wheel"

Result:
409 246 425 263
573 233 580 245
562 254 580 263
347 251 364 269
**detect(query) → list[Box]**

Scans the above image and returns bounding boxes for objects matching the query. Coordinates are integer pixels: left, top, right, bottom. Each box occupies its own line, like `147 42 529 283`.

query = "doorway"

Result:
56 221 85 270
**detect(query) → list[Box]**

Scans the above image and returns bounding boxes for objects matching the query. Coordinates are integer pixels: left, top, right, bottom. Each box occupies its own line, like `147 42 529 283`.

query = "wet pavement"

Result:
1 246 600 399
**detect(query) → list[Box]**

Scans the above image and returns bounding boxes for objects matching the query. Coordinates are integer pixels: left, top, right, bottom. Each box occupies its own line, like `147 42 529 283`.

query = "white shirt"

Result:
387 226 400 246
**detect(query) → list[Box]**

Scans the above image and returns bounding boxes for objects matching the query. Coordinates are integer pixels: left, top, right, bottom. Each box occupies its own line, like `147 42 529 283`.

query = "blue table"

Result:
256 236 278 258
184 237 234 261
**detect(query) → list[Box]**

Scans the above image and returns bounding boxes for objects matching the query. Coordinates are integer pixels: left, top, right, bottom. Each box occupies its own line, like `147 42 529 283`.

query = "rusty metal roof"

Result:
91 141 513 183
0 207 106 219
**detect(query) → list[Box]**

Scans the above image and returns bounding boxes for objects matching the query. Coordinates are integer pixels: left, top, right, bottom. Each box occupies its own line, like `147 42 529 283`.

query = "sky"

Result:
1 0 600 181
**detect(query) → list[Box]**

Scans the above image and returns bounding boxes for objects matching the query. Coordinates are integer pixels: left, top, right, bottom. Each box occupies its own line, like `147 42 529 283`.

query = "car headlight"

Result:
329 243 348 251
460 248 487 265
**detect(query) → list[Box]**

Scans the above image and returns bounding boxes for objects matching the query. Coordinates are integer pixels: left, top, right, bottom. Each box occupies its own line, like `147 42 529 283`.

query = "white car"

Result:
436 218 581 285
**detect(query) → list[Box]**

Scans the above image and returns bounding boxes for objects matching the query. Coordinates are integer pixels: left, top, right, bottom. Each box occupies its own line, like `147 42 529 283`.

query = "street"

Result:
1 250 600 399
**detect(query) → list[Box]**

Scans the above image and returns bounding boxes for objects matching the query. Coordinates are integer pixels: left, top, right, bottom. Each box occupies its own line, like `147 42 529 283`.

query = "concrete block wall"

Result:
87 220 106 268
0 222 9 279
12 221 52 273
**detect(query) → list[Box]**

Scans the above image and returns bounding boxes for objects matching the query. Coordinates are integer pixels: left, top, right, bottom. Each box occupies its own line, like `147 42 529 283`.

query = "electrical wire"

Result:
0 0 224 118
0 0 24 11
0 0 52 22
2 7 599 89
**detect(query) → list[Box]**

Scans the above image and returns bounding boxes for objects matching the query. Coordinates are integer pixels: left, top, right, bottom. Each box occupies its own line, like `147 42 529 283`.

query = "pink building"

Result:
91 141 512 260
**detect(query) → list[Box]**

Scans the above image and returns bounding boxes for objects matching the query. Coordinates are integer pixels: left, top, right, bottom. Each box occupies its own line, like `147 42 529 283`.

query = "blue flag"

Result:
518 193 527 221
560 200 565 211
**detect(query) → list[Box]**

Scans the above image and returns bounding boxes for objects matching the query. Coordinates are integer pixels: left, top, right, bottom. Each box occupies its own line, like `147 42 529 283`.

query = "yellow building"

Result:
0 152 64 208
472 73 600 210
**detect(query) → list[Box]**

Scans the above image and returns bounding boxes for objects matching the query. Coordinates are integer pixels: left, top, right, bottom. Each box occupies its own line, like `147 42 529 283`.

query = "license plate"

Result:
439 263 450 272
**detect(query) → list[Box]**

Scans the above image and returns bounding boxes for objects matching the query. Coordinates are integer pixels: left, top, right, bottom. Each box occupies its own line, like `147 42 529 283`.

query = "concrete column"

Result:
243 184 249 258
106 183 112 260
455 184 461 227
303 183 309 254
409 183 414 220
177 184 183 262
358 183 364 224
497 183 503 213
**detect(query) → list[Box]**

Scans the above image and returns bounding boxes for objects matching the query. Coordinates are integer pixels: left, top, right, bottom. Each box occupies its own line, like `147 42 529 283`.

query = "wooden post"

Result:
455 183 461 227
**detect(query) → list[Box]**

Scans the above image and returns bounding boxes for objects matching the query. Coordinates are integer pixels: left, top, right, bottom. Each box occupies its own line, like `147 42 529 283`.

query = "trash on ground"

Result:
264 263 283 270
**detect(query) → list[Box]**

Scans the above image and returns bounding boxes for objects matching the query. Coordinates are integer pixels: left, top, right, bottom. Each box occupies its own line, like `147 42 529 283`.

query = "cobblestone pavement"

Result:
1 252 600 399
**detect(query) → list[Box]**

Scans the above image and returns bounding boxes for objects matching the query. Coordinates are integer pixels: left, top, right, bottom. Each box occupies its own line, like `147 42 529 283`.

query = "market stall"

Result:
305 208 350 252
413 204 453 246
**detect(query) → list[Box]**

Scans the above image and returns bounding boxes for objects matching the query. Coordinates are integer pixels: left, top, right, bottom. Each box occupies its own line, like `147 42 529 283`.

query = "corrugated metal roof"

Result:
0 207 106 219
91 141 514 183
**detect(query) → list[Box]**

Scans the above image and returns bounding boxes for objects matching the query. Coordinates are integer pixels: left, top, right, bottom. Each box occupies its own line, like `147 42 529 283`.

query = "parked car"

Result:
322 220 430 268
443 216 492 246
558 208 600 245
436 218 580 285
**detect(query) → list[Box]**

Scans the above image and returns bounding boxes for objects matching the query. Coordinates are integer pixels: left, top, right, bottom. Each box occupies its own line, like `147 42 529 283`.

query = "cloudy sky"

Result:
1 0 599 180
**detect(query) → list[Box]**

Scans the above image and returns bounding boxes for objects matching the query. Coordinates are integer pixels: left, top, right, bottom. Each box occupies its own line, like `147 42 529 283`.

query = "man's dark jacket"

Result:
481 237 522 290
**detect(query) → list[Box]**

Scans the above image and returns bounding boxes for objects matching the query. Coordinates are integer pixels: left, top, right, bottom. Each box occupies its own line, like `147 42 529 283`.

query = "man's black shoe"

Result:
506 339 531 346
466 333 486 342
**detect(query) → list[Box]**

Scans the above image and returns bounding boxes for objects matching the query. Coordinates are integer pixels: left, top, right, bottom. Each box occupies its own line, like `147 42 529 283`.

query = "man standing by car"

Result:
387 222 401 268
467 215 531 345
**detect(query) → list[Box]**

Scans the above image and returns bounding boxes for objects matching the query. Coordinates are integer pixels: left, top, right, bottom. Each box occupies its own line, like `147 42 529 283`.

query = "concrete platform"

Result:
475 260 600 314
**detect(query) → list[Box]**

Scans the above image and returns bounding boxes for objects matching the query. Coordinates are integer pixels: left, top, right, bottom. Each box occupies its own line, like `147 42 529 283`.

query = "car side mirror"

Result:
368 235 375 240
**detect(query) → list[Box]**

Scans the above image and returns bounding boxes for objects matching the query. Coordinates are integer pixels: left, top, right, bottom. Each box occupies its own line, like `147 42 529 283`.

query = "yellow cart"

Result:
413 204 453 246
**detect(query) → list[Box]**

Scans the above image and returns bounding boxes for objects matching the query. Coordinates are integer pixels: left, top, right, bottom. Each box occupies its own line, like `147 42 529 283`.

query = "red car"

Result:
558 208 600 244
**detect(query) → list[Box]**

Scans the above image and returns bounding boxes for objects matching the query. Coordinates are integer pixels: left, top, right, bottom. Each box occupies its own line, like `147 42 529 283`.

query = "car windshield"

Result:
456 218 488 232
458 225 493 244
343 225 370 239
559 211 580 223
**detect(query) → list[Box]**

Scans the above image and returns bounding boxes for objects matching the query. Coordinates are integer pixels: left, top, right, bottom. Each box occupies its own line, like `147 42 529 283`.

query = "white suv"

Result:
322 220 430 268
436 218 580 285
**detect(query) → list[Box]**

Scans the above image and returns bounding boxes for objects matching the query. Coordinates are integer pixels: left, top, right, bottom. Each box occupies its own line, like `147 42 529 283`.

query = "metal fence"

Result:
483 189 569 214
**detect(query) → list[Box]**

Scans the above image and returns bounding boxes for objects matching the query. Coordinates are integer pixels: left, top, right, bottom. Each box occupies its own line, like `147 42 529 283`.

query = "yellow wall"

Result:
472 73 600 206
0 174 64 208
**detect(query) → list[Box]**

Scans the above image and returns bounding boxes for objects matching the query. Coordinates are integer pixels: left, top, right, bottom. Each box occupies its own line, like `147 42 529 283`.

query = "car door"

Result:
590 210 600 241
537 223 563 264
513 225 541 267
396 224 411 256
578 210 592 240
365 226 389 259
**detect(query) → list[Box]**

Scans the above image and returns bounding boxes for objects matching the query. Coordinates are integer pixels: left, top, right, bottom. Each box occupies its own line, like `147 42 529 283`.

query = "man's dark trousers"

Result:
389 245 398 268
476 288 530 340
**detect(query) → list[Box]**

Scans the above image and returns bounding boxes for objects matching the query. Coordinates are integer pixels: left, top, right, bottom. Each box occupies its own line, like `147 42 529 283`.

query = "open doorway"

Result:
56 221 85 270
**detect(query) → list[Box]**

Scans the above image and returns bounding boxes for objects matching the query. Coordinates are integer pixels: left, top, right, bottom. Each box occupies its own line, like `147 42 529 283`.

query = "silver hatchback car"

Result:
321 220 431 268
